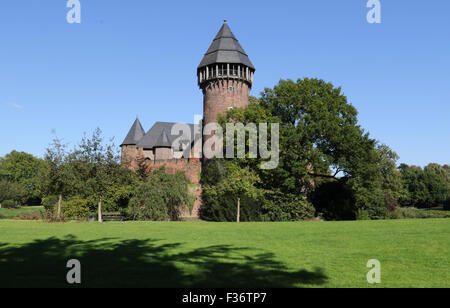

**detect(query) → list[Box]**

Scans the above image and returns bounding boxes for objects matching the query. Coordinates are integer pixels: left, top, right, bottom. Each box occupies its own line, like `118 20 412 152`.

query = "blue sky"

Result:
0 0 449 166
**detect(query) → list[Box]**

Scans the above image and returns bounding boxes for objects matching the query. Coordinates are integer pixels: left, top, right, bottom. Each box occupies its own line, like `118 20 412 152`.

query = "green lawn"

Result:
0 206 44 220
0 219 448 288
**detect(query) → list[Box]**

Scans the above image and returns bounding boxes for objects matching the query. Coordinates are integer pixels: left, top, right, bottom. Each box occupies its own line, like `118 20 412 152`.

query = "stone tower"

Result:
198 20 255 129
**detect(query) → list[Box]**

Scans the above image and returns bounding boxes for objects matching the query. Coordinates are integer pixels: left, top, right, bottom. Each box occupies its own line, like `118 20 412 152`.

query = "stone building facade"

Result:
121 21 255 217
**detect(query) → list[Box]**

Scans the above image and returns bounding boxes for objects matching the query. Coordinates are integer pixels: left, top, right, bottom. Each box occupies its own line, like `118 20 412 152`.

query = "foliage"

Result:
201 185 264 222
0 180 26 205
40 209 66 223
201 159 263 222
0 151 46 205
399 163 450 208
201 159 315 222
41 195 60 211
61 196 92 219
212 78 403 220
2 200 18 209
127 167 192 221
393 207 450 219
261 191 315 221
41 137 72 201
40 129 140 218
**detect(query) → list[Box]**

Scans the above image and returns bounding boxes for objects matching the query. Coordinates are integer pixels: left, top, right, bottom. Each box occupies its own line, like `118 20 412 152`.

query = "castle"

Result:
120 21 255 217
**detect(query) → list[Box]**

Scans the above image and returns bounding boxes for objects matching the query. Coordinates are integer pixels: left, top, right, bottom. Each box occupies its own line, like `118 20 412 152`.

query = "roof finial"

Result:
224 19 227 23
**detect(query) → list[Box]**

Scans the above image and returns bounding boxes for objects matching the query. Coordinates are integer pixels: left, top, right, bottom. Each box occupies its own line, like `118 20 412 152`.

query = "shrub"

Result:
40 210 66 223
42 195 59 211
356 209 371 221
262 192 315 221
62 196 92 219
2 200 18 209
200 188 263 222
396 207 450 219
201 188 315 222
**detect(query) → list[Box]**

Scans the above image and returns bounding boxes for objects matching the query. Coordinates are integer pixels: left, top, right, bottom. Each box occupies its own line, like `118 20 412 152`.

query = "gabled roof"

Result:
198 21 255 70
121 117 145 146
137 122 200 151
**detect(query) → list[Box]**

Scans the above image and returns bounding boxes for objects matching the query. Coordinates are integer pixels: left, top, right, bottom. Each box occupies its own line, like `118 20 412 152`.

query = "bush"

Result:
201 188 315 222
395 207 450 219
200 188 263 222
2 200 18 209
62 196 92 219
262 192 315 221
41 210 66 223
356 209 371 221
42 195 59 211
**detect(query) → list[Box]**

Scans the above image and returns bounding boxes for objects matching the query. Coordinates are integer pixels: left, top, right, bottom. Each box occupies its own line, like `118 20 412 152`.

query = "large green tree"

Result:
399 163 450 208
0 151 46 205
209 78 401 220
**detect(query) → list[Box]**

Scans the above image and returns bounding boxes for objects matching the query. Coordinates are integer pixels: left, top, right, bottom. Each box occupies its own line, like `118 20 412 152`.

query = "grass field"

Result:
0 219 448 288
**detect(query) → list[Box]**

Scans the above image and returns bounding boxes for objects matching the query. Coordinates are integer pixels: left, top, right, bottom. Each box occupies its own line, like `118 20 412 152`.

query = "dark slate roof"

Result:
155 130 171 148
137 122 200 151
121 118 145 146
198 21 255 70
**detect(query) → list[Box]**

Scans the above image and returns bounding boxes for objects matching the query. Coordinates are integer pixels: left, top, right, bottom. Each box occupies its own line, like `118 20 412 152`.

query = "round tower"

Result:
198 20 255 128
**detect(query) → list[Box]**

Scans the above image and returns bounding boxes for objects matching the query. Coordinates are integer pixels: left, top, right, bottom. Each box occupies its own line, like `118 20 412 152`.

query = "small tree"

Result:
214 163 260 222
42 137 71 218
127 167 192 221
70 128 121 222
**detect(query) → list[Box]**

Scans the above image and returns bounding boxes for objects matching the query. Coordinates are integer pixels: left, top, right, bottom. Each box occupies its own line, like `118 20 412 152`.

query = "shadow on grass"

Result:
0 236 327 288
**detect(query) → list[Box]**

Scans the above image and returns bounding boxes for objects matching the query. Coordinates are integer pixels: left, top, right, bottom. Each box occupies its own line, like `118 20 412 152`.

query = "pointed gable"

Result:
155 130 171 148
121 118 145 146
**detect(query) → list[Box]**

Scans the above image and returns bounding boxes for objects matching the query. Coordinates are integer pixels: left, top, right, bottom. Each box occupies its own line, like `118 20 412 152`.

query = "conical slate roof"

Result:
198 21 255 70
154 130 172 148
121 118 145 146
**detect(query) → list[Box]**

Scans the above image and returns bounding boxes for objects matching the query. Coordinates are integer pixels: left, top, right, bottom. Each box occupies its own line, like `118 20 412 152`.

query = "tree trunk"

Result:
57 194 62 219
237 197 240 223
98 196 103 223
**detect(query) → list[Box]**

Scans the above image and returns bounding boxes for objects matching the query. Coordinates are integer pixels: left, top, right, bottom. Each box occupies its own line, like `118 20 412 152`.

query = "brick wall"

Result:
203 79 250 127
